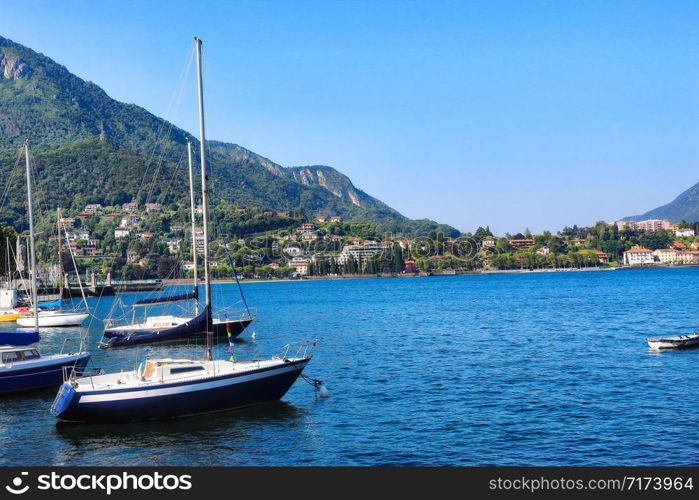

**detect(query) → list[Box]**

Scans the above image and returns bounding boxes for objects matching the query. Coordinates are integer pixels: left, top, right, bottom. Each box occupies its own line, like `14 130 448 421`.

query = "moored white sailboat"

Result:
17 310 89 327
51 37 312 423
17 208 90 328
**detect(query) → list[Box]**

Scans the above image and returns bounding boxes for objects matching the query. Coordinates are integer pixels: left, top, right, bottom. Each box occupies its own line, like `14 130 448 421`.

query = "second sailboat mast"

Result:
24 140 39 333
187 140 199 313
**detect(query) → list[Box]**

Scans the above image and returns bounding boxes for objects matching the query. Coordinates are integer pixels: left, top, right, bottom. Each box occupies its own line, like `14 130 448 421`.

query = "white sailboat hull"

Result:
17 312 89 327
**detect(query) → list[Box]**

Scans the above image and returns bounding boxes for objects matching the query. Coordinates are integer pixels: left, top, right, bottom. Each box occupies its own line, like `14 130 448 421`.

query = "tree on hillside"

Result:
639 230 673 250
473 226 493 241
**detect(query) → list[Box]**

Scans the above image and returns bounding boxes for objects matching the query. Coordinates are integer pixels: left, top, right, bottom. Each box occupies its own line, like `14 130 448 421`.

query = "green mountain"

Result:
625 182 699 223
0 35 458 237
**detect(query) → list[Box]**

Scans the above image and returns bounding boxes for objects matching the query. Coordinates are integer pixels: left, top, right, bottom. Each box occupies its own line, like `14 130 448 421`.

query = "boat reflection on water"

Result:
52 401 311 464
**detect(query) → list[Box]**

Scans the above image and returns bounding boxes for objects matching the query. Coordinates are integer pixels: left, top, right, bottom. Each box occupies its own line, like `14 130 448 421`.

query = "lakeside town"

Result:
4 201 698 284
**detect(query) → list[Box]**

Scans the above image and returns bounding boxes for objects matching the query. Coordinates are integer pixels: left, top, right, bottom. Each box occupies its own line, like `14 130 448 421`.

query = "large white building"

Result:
674 227 695 238
284 246 304 257
652 248 699 264
615 219 671 233
120 215 141 227
677 251 699 264
288 257 308 276
65 231 90 242
193 227 206 255
84 204 103 213
337 243 390 264
652 248 677 263
623 247 654 266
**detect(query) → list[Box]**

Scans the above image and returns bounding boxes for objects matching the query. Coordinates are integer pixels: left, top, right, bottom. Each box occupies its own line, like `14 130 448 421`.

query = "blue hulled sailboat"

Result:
51 37 311 423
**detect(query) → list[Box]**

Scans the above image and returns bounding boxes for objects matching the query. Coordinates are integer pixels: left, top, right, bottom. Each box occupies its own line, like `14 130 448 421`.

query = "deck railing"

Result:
278 339 318 360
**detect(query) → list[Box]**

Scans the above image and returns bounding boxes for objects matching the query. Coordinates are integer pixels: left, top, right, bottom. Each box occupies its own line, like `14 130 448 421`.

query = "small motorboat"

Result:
1 340 91 394
646 333 699 350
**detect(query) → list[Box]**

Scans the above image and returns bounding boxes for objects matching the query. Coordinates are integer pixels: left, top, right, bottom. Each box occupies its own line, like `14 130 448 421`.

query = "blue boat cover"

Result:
134 288 198 306
38 299 62 309
0 331 40 346
101 305 210 348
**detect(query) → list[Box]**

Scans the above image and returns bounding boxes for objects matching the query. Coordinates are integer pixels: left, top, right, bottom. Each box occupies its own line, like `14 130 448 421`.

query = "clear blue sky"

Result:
3 0 699 234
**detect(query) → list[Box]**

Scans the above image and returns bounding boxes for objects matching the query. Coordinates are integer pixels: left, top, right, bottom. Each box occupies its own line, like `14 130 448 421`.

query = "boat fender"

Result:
300 374 331 398
50 383 76 417
319 384 332 398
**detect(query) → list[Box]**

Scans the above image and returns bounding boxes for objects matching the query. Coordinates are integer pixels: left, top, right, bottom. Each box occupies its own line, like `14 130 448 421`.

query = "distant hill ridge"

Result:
624 181 699 223
0 34 458 237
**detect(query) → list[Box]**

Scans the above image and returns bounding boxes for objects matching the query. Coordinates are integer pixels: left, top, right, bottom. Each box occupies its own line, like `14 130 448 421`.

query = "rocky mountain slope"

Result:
0 35 458 237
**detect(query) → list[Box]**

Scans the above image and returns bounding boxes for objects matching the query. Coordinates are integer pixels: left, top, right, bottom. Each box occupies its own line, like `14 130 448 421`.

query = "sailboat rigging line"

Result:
22 150 90 334
205 139 252 318
218 233 252 317
0 147 23 211
133 44 195 208
195 56 253 320
59 223 90 350
102 44 196 322
100 149 188 323
140 45 194 205
61 223 91 304
93 55 193 321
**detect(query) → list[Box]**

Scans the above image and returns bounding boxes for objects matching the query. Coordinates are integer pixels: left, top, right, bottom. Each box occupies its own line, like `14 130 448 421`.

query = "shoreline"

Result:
161 263 699 286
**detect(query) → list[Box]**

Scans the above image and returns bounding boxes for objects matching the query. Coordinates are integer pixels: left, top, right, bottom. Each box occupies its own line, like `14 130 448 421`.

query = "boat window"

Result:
2 351 20 363
170 366 205 374
22 350 40 360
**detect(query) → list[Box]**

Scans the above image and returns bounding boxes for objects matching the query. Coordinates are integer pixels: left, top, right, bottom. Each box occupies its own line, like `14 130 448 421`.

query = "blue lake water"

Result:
2 267 699 466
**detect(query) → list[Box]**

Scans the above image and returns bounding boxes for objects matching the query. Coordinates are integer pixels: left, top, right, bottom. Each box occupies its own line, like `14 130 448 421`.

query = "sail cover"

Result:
0 331 40 346
134 288 198 306
38 299 62 309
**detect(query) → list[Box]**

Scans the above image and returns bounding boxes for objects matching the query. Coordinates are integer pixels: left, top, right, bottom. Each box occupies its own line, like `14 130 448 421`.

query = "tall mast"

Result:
187 140 199 313
4 237 9 283
24 140 39 333
57 207 63 300
194 36 212 360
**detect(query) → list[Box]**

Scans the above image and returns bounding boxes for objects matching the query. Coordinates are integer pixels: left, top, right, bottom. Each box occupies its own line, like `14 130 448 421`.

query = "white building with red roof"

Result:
674 227 695 238
288 257 308 276
623 247 653 266
652 248 677 263
592 250 609 263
